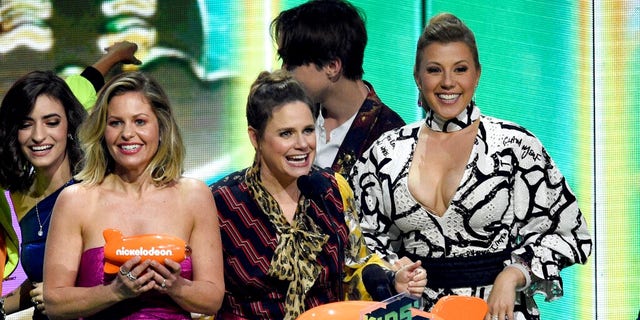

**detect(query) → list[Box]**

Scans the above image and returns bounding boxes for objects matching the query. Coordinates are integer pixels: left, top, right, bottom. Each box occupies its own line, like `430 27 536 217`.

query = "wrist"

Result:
385 269 398 295
504 263 531 291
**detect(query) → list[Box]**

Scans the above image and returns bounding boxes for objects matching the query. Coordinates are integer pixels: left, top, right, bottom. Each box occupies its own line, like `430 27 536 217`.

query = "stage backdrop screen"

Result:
1 1 637 319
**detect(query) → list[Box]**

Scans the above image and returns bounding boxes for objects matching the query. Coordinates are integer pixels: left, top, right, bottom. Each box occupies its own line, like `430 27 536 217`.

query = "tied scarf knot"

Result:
270 224 328 289
244 161 330 319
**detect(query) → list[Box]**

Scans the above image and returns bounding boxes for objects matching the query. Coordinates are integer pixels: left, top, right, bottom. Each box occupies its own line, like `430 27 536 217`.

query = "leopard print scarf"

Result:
245 161 329 320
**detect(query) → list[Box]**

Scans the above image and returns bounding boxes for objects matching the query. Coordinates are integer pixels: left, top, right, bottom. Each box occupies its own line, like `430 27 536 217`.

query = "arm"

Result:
3 281 37 315
350 140 401 262
148 179 224 315
509 142 591 294
90 41 141 80
43 186 153 319
336 173 426 300
487 134 592 319
0 191 19 281
66 41 141 109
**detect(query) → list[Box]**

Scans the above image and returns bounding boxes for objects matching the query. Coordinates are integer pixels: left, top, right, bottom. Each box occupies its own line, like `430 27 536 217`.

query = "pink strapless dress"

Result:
76 247 193 319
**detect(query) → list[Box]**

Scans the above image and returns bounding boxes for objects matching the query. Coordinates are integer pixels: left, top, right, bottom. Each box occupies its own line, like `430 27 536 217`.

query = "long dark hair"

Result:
0 71 87 192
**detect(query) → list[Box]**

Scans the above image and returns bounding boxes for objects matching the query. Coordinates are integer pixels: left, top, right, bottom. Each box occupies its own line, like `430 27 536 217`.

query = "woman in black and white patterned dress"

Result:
351 13 591 320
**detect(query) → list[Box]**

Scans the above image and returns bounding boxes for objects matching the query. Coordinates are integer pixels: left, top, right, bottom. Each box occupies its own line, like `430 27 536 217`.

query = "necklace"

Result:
34 198 44 237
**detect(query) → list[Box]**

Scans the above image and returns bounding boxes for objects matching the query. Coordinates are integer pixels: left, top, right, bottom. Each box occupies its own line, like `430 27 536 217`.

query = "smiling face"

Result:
18 95 70 175
414 41 481 120
250 100 316 187
104 91 160 175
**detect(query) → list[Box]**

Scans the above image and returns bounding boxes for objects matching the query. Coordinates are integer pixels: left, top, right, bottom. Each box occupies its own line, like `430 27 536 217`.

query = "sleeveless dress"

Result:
76 247 193 319
20 179 75 319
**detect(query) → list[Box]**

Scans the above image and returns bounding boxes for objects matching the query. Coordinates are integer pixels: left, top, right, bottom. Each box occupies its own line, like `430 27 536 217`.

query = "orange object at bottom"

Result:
103 228 188 274
431 295 488 320
296 300 444 320
296 295 488 320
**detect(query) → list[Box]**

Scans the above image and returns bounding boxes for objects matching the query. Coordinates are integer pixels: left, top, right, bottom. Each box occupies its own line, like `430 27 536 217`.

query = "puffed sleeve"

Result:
509 137 592 300
65 70 99 111
350 136 404 264
335 173 389 301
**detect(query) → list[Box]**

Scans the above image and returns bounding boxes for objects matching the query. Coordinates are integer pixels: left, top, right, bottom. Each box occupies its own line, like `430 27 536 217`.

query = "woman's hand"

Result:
148 258 183 294
485 267 524 320
29 282 45 315
393 260 427 297
113 256 154 300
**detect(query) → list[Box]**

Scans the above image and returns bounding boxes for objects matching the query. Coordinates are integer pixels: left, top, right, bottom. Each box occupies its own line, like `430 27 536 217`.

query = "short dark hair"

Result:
0 71 87 192
271 0 367 80
246 69 315 139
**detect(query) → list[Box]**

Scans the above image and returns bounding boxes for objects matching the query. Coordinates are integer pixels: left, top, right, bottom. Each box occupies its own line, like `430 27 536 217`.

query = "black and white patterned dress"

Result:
351 115 592 319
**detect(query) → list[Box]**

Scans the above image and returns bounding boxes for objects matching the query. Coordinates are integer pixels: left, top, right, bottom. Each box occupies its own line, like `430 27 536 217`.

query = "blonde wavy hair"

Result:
75 71 185 186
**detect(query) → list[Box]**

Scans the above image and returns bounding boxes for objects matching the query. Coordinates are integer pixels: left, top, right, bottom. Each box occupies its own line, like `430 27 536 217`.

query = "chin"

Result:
289 167 311 178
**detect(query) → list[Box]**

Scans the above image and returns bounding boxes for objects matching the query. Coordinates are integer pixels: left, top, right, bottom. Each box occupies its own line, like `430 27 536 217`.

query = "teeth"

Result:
121 145 140 151
438 93 459 100
288 155 307 162
31 145 52 151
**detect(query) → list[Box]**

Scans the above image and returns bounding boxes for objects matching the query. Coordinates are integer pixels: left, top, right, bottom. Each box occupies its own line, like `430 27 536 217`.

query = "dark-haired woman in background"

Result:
0 41 139 318
0 71 88 319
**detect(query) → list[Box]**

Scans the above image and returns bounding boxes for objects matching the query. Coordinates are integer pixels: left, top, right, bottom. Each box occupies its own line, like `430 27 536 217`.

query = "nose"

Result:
296 133 310 149
441 71 455 89
31 122 46 143
121 123 135 139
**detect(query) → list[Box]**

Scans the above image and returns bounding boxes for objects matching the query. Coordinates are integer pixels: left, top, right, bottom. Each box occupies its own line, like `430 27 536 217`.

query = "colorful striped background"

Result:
1 1 638 319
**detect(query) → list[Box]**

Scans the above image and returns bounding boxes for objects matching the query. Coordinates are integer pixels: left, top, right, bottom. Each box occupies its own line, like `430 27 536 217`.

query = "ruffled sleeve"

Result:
509 136 592 301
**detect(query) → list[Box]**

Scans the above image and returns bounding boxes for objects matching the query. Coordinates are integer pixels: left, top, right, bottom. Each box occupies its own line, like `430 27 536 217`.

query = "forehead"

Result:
30 95 66 117
266 100 314 128
107 91 154 116
422 41 474 63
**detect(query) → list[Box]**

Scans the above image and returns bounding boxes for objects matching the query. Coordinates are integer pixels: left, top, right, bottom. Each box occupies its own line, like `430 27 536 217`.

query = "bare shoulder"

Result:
57 183 92 203
176 177 209 192
54 183 98 220
176 177 213 203
175 178 216 223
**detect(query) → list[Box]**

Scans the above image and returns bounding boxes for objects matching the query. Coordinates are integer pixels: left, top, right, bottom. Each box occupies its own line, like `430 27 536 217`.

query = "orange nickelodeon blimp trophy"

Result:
103 228 189 274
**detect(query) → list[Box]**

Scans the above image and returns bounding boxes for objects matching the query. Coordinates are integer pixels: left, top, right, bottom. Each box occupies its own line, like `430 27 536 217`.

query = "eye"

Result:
135 119 146 126
426 66 441 73
108 120 123 127
279 130 292 138
454 65 469 73
19 121 33 130
303 127 315 135
45 119 61 127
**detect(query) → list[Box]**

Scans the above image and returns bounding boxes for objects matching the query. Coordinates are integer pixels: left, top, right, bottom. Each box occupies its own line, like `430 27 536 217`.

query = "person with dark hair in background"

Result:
43 71 224 319
0 71 87 319
210 69 425 320
0 41 140 319
351 13 591 320
271 0 405 180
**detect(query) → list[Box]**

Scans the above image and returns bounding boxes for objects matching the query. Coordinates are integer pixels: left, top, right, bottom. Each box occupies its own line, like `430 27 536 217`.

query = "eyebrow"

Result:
24 113 62 121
